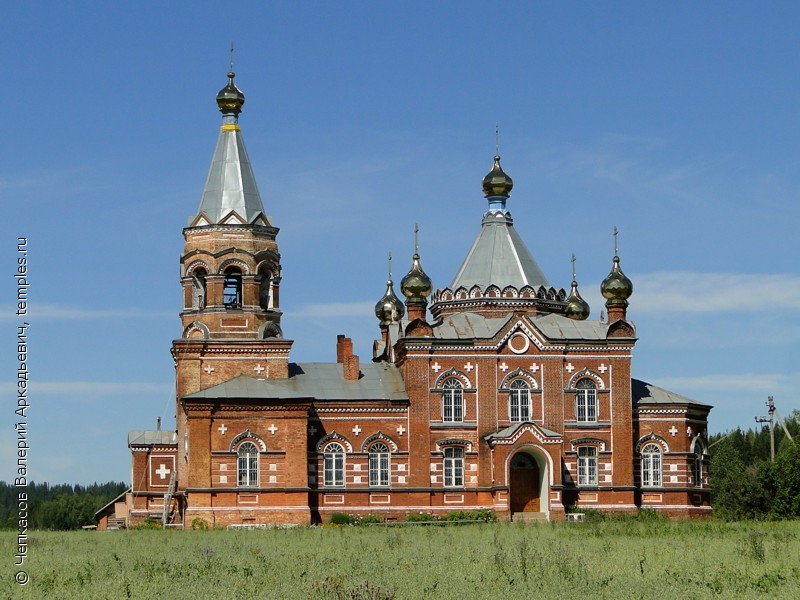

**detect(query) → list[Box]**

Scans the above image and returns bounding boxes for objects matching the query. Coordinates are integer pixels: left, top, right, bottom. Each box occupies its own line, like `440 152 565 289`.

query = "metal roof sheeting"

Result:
433 312 511 340
193 128 268 225
449 214 550 291
128 430 177 447
184 362 409 402
534 313 611 340
632 379 711 408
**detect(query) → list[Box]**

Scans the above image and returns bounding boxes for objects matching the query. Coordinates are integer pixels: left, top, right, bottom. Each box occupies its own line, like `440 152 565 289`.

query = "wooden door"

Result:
510 453 540 513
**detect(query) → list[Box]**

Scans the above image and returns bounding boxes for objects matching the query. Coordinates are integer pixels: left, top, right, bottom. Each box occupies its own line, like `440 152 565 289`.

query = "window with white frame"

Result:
368 442 391 487
237 441 259 487
693 442 704 487
443 447 464 487
577 446 598 486
442 378 464 422
324 442 345 487
641 443 662 487
509 379 531 422
576 378 597 422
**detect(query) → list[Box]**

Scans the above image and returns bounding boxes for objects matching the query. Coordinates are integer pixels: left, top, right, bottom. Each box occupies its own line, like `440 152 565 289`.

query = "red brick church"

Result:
99 72 712 529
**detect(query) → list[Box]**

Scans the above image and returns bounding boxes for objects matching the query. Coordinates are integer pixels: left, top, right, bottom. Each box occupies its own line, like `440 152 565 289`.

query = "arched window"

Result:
368 442 391 487
577 446 598 486
324 442 345 487
693 442 705 487
576 379 597 422
223 267 242 308
237 441 259 487
509 379 531 422
443 447 464 487
192 268 207 310
258 266 271 310
442 378 464 422
641 443 662 487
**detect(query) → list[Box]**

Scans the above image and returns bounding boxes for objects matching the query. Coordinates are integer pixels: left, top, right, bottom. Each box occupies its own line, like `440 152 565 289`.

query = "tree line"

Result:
0 481 127 530
710 409 800 519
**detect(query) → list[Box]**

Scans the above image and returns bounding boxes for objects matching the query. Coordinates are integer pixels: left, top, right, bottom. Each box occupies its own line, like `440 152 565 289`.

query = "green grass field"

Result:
4 519 800 599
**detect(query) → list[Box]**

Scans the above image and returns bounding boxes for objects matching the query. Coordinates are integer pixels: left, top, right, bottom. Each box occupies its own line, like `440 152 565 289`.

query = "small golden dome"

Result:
565 281 591 320
216 72 245 114
375 279 405 323
601 256 633 304
401 253 433 301
482 155 514 198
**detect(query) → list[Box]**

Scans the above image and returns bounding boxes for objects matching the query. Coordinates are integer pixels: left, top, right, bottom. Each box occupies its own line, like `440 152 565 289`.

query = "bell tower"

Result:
171 71 293 489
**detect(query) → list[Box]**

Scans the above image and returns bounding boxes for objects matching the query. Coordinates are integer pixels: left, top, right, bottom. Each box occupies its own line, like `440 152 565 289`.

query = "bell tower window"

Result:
258 265 271 310
223 267 242 308
191 268 207 310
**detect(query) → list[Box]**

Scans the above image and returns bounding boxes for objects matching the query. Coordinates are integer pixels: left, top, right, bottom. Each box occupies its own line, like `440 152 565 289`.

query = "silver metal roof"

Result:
431 311 612 342
632 379 711 408
485 421 562 441
449 212 550 290
184 362 409 402
128 430 177 447
433 312 511 340
192 127 268 225
533 313 611 341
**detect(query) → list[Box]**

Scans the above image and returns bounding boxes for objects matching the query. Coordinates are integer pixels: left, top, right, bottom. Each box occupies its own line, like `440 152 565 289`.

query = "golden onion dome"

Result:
374 279 405 323
400 253 433 301
216 71 245 114
482 154 514 198
600 256 633 303
565 281 591 320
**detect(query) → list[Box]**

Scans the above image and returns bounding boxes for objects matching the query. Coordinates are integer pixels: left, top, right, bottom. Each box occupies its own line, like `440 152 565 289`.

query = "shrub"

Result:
330 513 357 525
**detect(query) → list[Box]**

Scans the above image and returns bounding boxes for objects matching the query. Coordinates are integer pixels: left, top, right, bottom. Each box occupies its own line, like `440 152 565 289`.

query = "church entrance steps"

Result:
511 512 548 523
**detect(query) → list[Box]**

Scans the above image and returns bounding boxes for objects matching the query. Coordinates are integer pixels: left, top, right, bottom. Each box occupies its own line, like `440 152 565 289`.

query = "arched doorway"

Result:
509 452 541 513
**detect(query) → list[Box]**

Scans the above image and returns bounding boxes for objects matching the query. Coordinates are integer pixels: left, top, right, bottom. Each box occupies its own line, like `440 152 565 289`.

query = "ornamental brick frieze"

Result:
314 407 407 413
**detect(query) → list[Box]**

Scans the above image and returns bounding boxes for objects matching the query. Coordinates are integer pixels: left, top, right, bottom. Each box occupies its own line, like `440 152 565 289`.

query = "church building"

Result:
107 72 712 529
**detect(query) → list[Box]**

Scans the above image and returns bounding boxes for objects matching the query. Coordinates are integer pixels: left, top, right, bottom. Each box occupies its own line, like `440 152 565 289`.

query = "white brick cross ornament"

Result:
499 362 509 372
464 362 473 372
565 363 575 373
203 364 214 374
396 425 406 436
218 424 228 435
352 425 362 436
155 464 171 479
431 362 442 373
253 364 265 375
268 424 278 435
669 426 678 437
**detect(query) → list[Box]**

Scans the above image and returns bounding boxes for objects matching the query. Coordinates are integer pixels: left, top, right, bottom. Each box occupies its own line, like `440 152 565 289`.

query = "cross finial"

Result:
388 251 392 279
571 253 577 283
414 223 419 254
230 42 235 72
495 123 499 156
613 225 619 256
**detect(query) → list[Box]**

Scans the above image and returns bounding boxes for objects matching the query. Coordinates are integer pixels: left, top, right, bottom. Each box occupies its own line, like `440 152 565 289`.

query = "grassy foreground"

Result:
4 519 800 599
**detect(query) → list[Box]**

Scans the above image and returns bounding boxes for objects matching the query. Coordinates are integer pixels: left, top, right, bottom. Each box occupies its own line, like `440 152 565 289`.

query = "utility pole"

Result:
755 396 776 463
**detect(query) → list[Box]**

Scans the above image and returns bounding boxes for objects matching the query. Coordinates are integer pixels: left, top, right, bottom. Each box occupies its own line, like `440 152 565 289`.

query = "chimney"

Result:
337 334 360 380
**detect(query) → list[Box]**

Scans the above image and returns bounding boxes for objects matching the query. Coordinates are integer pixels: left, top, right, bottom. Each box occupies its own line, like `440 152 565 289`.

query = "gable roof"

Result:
183 362 408 402
632 378 711 408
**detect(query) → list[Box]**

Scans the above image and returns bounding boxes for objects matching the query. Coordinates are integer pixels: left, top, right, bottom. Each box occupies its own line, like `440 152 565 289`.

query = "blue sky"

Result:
2 2 799 484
